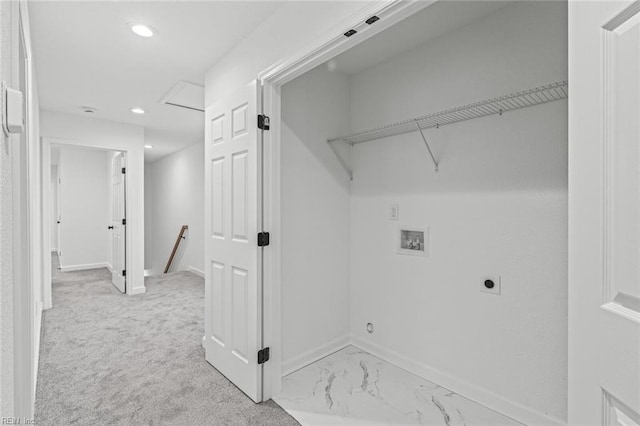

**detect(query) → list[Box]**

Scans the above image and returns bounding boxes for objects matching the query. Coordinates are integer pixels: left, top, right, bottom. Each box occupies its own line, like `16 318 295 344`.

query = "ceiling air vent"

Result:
158 81 204 112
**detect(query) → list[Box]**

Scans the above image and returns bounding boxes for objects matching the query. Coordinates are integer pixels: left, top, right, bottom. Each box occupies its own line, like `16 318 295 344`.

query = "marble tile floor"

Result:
274 345 523 426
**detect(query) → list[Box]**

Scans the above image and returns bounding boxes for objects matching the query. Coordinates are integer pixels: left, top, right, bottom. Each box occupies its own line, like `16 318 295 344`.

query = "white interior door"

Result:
569 1 640 424
111 153 126 293
53 167 60 255
204 80 263 402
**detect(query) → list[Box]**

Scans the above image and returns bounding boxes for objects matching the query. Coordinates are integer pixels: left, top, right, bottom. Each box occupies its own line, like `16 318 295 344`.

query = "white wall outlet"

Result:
389 204 399 220
481 275 501 295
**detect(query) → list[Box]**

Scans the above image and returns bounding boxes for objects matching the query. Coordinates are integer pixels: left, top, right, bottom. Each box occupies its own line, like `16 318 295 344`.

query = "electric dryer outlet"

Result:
481 275 501 295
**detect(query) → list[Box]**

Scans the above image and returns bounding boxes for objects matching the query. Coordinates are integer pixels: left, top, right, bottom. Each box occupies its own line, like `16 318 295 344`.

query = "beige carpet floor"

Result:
35 257 298 425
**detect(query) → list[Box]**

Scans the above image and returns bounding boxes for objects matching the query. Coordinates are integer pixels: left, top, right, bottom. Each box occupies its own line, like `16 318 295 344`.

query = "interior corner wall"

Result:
204 1 364 105
57 147 109 270
147 142 204 275
348 1 567 422
280 66 351 371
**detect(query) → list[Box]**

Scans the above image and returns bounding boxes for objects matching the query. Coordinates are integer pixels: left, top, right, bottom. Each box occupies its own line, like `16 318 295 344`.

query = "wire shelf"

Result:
327 81 568 146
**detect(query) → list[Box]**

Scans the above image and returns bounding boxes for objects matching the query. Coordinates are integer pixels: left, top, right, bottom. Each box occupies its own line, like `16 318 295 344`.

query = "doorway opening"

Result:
47 143 127 297
247 1 567 425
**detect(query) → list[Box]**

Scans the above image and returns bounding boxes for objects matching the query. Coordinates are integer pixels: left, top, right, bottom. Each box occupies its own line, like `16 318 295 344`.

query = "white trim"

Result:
187 266 204 278
350 335 566 426
282 335 351 377
32 301 42 405
601 302 640 324
60 262 110 272
259 1 433 86
128 286 146 295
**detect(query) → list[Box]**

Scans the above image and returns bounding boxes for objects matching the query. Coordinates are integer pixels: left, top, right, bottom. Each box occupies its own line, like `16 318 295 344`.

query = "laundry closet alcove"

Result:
275 1 568 424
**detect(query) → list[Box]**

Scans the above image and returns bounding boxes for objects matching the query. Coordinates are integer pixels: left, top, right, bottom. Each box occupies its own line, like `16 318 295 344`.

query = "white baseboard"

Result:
350 335 566 426
60 262 109 272
33 300 43 406
187 266 205 278
282 334 351 377
128 286 146 295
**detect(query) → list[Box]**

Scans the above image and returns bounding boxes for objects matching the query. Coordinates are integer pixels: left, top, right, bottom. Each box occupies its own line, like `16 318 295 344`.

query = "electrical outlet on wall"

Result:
389 204 399 220
481 275 501 295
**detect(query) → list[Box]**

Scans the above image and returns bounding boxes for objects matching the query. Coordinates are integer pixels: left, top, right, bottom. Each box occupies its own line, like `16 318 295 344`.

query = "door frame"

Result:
256 0 434 401
41 136 142 305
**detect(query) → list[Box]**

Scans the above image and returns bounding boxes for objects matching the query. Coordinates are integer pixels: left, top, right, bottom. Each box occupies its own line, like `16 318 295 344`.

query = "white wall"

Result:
0 0 17 414
40 110 146 294
348 1 567 423
1 0 41 417
205 1 364 104
50 166 58 251
57 147 109 269
280 66 351 371
146 142 204 275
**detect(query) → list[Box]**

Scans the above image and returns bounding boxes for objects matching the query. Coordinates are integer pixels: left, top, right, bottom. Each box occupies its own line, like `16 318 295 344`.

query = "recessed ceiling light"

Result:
128 23 156 38
131 107 145 114
144 145 153 149
81 106 97 114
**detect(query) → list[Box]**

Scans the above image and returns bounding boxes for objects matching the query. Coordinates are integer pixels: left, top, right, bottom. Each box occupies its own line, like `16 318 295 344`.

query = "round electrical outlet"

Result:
484 279 495 289
366 322 374 334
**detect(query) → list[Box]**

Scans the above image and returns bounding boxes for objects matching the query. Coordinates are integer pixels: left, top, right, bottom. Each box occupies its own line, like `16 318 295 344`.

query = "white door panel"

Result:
111 153 126 293
569 1 640 424
205 80 263 402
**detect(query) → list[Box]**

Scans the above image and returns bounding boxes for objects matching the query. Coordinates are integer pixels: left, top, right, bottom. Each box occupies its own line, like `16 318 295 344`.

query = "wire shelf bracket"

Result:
326 81 568 178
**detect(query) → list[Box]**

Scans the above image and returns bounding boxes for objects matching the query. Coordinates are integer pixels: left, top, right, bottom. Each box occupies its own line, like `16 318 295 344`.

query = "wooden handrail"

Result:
164 225 188 273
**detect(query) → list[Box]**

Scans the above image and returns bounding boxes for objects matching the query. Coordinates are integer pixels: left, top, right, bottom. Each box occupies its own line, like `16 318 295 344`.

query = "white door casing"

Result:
111 153 126 293
569 1 640 424
204 80 263 402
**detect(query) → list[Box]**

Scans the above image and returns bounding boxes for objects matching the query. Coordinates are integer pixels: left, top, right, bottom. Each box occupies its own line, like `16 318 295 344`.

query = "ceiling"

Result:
332 1 513 75
30 1 283 162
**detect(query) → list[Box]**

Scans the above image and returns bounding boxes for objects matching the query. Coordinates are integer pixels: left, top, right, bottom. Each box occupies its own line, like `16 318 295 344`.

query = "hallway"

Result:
35 257 297 425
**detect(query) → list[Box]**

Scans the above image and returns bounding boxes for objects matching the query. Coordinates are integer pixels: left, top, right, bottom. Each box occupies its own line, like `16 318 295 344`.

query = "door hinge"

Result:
257 347 270 364
122 218 126 225
122 167 126 174
258 114 270 131
122 269 126 277
257 232 270 247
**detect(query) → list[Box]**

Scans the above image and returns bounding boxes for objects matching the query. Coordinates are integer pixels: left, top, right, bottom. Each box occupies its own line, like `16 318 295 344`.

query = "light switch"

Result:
2 81 24 136
389 204 399 220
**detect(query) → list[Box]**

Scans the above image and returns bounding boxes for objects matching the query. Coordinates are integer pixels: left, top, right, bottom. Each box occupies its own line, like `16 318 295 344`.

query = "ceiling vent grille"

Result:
158 81 204 112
